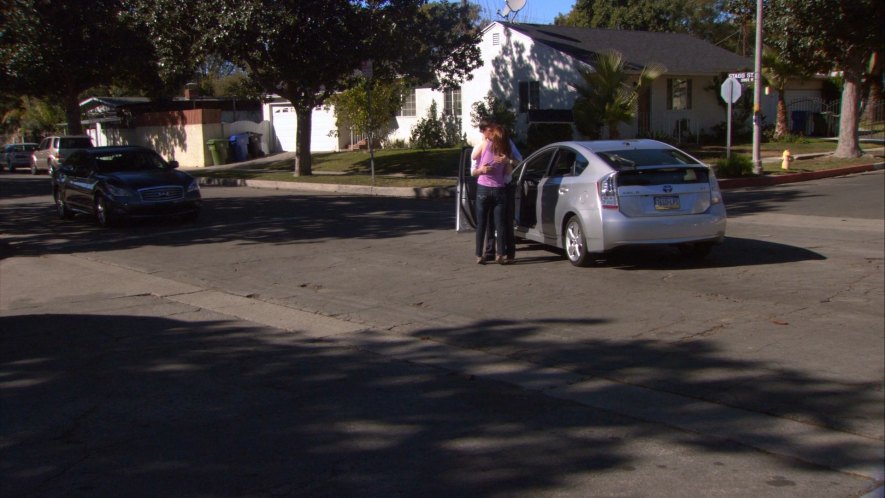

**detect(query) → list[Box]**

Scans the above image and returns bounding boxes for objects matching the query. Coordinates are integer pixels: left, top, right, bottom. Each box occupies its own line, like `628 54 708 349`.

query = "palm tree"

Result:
762 47 806 139
571 50 665 139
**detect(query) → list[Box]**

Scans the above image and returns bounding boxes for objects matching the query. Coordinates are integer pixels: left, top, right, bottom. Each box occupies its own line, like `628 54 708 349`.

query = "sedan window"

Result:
550 149 589 177
520 148 555 182
95 151 167 173
64 151 95 175
618 167 709 186
596 148 700 170
59 137 93 148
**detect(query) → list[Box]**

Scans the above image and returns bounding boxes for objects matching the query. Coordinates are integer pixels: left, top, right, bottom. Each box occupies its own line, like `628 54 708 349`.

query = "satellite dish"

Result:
506 0 526 12
498 0 526 20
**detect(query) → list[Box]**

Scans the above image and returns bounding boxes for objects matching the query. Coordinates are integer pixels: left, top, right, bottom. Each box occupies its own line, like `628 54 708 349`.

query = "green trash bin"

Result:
207 138 229 165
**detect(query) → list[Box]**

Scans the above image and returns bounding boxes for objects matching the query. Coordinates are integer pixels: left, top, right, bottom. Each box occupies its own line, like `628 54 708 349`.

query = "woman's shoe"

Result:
495 256 508 265
476 256 485 265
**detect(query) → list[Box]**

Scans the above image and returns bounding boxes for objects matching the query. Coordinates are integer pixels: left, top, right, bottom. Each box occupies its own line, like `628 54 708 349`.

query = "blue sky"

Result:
469 0 576 24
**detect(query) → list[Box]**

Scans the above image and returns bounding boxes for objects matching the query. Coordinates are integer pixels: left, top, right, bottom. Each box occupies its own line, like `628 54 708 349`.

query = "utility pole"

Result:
752 0 764 175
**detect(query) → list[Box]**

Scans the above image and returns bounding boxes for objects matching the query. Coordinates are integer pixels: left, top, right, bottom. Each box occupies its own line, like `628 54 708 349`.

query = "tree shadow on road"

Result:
1 312 879 496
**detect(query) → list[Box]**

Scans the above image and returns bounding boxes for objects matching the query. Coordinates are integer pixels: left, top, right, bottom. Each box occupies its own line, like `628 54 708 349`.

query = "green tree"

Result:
327 79 408 139
555 0 722 37
138 0 480 176
0 0 170 135
765 0 883 157
571 50 665 139
1 97 64 138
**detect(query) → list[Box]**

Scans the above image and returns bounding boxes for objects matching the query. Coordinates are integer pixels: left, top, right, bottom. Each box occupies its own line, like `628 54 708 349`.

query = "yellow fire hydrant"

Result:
781 149 793 170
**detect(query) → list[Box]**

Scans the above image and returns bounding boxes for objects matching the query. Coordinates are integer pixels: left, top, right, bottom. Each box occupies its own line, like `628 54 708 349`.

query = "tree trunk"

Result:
64 92 83 135
861 52 882 124
775 91 789 139
834 69 863 158
294 105 313 176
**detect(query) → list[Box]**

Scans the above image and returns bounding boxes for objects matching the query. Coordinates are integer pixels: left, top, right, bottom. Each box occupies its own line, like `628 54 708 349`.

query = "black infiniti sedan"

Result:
53 146 201 226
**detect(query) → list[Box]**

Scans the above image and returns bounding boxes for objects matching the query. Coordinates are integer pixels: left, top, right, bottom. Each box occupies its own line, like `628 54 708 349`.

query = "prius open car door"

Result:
456 146 477 231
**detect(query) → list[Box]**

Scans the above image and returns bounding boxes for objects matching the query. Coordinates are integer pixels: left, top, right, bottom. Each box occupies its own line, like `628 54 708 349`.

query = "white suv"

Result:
31 135 94 175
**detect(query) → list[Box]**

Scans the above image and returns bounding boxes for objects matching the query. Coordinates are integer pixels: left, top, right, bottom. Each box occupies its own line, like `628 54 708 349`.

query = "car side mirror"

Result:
168 160 179 169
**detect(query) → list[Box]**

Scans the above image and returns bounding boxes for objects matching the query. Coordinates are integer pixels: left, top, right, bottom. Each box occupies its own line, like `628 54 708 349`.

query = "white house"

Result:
265 21 826 153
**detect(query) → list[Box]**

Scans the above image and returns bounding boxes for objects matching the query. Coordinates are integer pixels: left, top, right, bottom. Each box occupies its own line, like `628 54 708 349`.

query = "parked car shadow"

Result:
599 236 826 270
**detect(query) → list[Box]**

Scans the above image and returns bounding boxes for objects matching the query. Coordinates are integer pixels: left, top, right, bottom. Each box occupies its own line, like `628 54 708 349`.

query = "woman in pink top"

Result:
471 123 517 264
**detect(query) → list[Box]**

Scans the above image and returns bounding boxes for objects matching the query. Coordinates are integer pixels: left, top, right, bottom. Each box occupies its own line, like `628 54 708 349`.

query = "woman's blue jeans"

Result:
475 185 506 258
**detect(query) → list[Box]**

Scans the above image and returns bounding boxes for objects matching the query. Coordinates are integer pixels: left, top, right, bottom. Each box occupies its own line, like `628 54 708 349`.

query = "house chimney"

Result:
184 82 200 99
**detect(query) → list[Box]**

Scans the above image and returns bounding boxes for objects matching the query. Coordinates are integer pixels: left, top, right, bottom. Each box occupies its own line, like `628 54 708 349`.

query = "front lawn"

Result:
191 139 880 186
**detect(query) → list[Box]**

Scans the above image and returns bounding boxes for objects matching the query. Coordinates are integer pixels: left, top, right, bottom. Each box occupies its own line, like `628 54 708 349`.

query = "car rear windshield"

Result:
94 150 167 172
13 144 36 152
618 167 710 186
596 148 701 170
59 138 93 148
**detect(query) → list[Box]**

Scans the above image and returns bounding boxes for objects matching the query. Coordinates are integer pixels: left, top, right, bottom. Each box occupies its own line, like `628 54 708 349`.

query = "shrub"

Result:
714 154 753 178
410 101 464 149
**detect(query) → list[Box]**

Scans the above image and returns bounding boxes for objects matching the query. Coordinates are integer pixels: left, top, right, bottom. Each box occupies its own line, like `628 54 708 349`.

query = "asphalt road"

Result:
1 171 883 497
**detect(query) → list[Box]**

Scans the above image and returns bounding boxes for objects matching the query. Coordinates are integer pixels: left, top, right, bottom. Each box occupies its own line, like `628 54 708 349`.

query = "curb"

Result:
197 161 884 198
198 177 456 199
717 162 884 189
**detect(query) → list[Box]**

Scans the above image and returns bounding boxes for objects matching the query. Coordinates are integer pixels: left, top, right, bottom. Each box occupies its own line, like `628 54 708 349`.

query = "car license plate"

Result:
654 195 680 210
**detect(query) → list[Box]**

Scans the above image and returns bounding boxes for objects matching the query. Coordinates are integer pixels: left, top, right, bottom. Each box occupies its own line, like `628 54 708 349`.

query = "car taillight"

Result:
597 172 618 209
708 169 723 204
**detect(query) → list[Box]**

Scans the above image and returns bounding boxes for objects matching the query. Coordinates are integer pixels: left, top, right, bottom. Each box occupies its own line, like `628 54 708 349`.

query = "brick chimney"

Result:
184 82 200 99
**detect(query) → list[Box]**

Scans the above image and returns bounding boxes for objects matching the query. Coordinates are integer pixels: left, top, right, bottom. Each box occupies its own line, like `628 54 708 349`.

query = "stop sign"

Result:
721 77 742 104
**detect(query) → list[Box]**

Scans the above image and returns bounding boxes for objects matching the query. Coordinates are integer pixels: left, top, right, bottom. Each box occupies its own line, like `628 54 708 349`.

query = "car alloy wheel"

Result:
94 195 114 227
54 190 72 219
564 215 592 267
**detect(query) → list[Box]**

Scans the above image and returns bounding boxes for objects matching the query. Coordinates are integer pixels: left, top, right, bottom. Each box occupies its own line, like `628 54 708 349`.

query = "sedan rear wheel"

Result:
564 215 593 267
54 190 72 219
94 195 115 227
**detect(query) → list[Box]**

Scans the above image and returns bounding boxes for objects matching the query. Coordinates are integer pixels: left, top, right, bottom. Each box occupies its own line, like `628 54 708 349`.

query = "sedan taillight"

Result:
598 172 619 209
709 169 723 205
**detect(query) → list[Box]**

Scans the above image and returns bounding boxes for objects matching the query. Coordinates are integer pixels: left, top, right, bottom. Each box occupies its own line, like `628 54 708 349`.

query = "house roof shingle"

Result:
502 23 753 75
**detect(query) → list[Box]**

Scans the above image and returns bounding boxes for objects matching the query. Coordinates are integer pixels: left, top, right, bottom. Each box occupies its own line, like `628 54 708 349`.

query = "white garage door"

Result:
270 104 341 153
271 106 298 152
311 107 339 152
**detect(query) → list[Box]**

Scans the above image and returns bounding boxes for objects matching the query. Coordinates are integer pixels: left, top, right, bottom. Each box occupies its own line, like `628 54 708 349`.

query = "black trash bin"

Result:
229 133 250 162
247 132 264 159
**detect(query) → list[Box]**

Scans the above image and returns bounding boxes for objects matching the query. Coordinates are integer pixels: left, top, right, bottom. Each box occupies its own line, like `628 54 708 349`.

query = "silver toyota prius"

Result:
458 139 727 266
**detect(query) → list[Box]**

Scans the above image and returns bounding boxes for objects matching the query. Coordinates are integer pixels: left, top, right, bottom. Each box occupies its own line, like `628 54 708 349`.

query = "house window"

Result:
667 78 692 110
444 88 461 116
518 81 540 112
399 89 416 117
492 33 500 46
